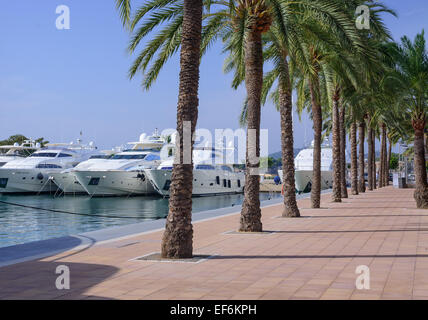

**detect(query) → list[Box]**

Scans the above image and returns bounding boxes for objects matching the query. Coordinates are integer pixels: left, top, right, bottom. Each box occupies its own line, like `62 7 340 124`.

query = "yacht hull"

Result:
0 169 58 193
294 170 333 193
73 170 157 197
49 172 87 194
145 169 245 197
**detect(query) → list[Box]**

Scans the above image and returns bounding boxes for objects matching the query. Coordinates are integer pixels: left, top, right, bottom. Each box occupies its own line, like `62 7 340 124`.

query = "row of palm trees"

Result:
115 0 428 259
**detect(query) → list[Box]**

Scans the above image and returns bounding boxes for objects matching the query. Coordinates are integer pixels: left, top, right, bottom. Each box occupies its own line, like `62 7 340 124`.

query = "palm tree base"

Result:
282 207 300 218
161 221 194 259
414 186 428 209
239 209 262 232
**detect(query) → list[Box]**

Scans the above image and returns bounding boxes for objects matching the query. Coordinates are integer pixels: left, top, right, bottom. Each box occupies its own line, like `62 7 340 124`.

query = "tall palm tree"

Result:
321 52 361 203
358 116 366 193
235 0 374 213
367 115 374 190
116 0 203 258
379 122 386 188
294 0 394 207
350 118 359 195
339 101 348 198
118 0 375 231
331 85 342 202
237 0 272 232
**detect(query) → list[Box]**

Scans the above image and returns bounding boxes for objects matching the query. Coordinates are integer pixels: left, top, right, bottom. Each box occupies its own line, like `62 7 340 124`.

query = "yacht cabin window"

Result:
111 154 147 160
30 153 58 158
196 165 215 170
145 154 161 161
36 164 62 169
58 153 73 158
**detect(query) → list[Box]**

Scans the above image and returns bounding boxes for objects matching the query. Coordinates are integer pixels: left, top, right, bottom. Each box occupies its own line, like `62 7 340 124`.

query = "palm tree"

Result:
117 0 376 231
116 0 203 258
387 32 428 208
339 101 348 198
358 116 366 193
237 0 272 232
234 0 374 213
379 122 386 188
321 53 361 203
367 115 374 190
350 118 359 195
258 24 304 218
295 0 394 207
371 129 376 189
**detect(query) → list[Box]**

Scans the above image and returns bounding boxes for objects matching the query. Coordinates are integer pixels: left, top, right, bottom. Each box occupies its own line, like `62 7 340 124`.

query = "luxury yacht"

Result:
72 131 165 197
0 139 40 167
279 140 334 194
0 140 98 193
49 153 114 194
145 145 245 197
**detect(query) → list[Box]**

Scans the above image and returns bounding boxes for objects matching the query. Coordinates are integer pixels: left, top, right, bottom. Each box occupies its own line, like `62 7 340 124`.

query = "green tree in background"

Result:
389 153 399 171
0 135 49 147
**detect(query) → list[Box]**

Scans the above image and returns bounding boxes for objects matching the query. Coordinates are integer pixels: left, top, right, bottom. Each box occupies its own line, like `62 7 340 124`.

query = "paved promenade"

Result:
1 187 428 300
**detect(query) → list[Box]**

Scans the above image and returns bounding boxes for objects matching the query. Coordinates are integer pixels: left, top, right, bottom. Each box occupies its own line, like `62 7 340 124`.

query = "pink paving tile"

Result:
0 187 426 300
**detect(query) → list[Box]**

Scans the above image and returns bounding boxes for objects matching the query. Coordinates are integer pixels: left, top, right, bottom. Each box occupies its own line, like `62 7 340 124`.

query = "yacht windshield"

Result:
36 164 62 169
30 153 58 158
111 154 147 160
196 164 215 170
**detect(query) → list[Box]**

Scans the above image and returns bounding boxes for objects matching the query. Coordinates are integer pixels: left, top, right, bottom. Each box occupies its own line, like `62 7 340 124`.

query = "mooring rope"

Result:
0 200 147 219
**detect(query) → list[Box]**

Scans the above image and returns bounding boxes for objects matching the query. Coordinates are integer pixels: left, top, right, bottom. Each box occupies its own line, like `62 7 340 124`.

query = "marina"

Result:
0 0 427 305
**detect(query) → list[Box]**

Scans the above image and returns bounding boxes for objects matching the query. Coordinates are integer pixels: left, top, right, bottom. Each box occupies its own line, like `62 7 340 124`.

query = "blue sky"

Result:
0 1 427 154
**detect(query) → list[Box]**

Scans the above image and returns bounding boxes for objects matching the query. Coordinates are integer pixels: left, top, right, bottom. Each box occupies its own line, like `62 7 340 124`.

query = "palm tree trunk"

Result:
350 120 358 195
279 59 300 217
339 102 348 198
379 123 386 188
387 136 392 186
367 122 373 191
161 0 202 259
425 133 428 156
331 89 341 202
384 132 388 185
240 30 263 232
309 77 322 208
358 119 366 193
372 130 377 189
413 118 428 208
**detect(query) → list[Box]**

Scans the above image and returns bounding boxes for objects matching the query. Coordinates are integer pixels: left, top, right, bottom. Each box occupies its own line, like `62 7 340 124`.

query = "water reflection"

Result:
0 193 281 248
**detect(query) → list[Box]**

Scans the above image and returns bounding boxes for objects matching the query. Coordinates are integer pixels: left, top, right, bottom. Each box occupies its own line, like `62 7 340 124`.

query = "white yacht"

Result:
279 140 334 194
72 131 165 197
49 153 113 194
0 139 40 167
0 140 98 193
145 145 245 197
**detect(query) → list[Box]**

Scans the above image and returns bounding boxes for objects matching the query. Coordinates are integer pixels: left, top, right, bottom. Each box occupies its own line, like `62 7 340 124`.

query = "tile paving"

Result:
0 186 427 300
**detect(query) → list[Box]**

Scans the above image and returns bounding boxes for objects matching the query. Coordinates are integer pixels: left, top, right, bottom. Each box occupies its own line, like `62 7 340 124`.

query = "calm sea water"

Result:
0 193 282 248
